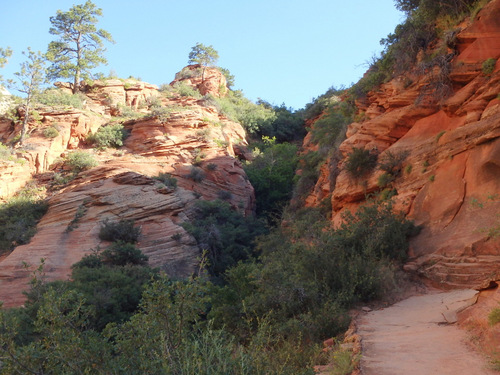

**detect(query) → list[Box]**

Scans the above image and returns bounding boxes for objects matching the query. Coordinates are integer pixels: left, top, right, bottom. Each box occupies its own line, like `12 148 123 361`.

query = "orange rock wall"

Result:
305 0 500 289
0 69 254 306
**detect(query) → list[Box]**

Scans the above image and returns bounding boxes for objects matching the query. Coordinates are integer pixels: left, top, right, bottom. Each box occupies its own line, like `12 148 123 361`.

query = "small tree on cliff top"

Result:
8 48 47 145
46 0 114 93
188 43 219 82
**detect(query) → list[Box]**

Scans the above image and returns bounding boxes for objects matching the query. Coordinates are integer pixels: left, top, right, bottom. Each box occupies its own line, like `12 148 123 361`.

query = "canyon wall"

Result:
306 0 500 289
0 69 254 306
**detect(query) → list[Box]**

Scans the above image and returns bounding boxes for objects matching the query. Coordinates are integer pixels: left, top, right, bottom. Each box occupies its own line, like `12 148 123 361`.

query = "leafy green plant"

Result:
172 81 201 98
37 89 85 108
345 147 378 178
377 172 395 188
244 142 299 220
99 218 141 244
153 172 177 188
0 195 48 253
182 200 267 279
100 241 148 266
187 166 205 182
310 104 349 148
65 201 88 232
378 150 409 177
328 343 360 375
64 151 98 173
482 58 497 75
42 126 59 138
87 123 127 149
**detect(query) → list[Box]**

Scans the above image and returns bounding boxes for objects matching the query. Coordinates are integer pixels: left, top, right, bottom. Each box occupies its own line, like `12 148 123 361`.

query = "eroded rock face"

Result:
170 64 228 97
305 0 500 289
0 68 254 306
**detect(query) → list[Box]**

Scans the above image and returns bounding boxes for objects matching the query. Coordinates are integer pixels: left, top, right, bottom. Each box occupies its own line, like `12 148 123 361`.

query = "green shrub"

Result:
0 195 48 253
377 172 395 188
204 91 276 134
65 202 88 232
345 148 378 178
37 89 85 109
42 126 59 139
64 151 98 173
100 241 148 266
206 163 217 171
244 142 299 220
172 81 201 98
482 58 497 75
174 66 202 80
187 166 205 182
217 190 233 201
293 150 325 201
99 218 141 244
153 172 177 188
378 150 409 177
310 104 350 148
182 200 267 279
87 123 127 149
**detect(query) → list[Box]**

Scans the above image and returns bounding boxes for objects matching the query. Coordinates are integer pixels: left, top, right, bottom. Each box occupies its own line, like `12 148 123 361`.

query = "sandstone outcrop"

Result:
305 0 500 289
170 64 228 97
0 67 254 306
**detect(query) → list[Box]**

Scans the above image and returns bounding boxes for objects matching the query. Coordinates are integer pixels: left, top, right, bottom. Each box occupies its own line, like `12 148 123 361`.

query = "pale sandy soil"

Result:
357 289 497 375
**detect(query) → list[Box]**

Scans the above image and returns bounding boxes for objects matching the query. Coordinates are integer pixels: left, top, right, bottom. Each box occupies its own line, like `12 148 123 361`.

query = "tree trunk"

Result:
20 102 30 145
73 69 80 94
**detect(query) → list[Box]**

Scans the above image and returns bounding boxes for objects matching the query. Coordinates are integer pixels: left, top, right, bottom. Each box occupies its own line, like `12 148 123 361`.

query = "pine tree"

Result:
46 1 114 93
188 43 219 82
8 48 47 145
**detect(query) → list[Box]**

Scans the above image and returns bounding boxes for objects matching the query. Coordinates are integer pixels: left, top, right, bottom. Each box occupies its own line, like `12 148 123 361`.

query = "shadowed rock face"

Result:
0 68 254 307
305 0 500 289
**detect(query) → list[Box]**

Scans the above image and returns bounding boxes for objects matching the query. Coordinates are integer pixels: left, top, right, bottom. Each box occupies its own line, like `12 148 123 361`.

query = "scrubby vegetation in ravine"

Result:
2 0 496 373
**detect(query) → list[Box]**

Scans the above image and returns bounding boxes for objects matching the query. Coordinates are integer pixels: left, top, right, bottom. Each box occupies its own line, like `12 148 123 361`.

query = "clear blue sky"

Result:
0 0 404 110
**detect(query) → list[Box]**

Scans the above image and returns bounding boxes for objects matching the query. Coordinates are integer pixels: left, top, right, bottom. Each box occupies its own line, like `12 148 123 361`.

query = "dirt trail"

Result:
357 289 495 375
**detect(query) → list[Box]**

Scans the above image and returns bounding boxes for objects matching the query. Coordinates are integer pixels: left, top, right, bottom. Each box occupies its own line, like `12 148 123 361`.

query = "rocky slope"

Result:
305 0 500 290
0 68 254 307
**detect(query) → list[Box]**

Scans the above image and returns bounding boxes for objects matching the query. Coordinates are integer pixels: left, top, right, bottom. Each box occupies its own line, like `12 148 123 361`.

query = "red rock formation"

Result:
0 68 253 306
170 64 228 97
305 0 500 289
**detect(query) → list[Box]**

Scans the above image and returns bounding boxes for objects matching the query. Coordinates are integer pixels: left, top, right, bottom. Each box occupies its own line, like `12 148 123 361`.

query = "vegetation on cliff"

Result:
2 0 498 373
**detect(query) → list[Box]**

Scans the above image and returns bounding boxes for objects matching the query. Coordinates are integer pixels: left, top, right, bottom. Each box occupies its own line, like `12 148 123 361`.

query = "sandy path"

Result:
357 289 496 375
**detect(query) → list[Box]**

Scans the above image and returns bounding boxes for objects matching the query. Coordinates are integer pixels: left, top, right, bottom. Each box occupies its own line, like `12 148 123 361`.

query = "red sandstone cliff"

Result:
305 0 500 290
0 70 253 306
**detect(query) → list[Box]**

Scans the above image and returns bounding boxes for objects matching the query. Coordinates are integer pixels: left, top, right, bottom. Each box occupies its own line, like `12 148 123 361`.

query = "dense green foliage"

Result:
0 195 416 373
210 202 416 342
37 88 85 108
204 90 276 134
63 150 98 173
182 200 267 279
257 102 306 143
87 123 127 149
0 195 48 253
99 218 141 243
153 172 178 188
8 48 47 145
345 147 378 178
188 43 219 82
244 141 299 220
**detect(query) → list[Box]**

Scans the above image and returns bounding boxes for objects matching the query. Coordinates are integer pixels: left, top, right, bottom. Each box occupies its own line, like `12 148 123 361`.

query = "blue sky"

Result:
0 1 404 110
